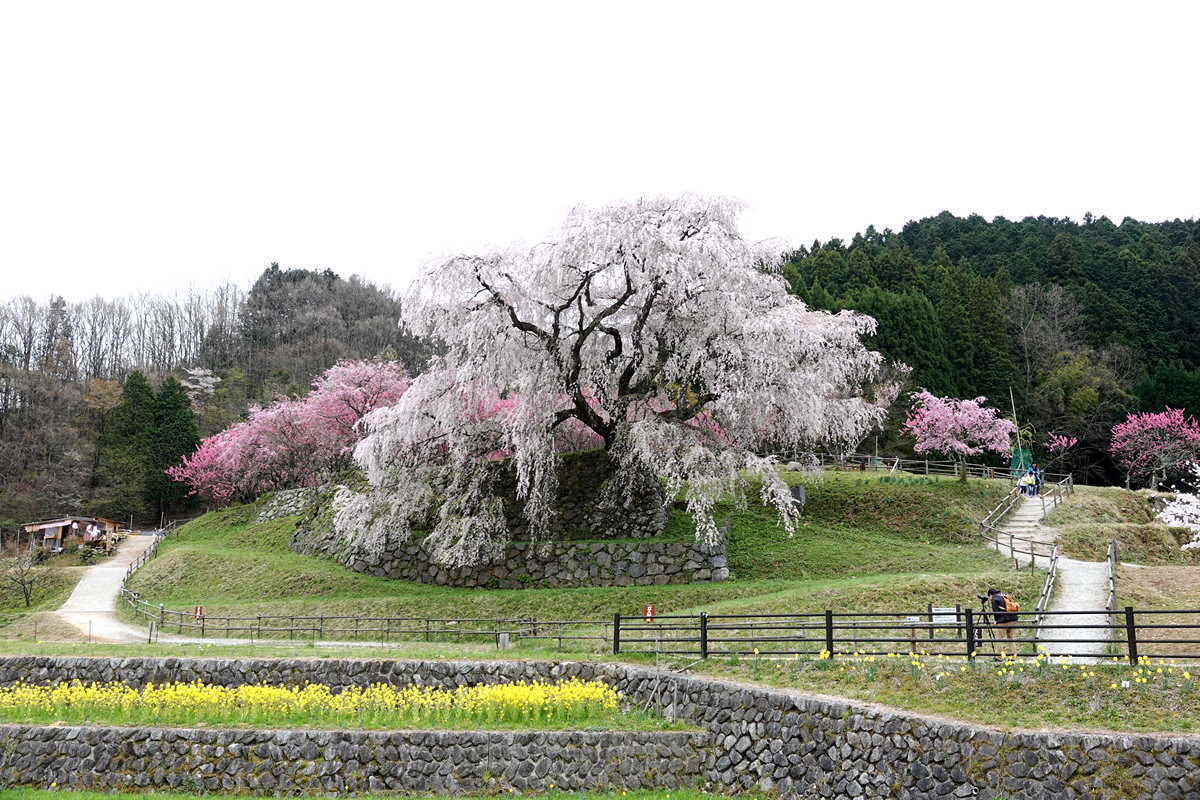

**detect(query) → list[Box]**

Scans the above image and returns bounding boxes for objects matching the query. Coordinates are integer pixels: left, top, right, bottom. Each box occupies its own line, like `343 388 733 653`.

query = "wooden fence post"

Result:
1125 606 1139 665
965 609 976 660
612 613 622 655
824 610 834 657
699 612 709 659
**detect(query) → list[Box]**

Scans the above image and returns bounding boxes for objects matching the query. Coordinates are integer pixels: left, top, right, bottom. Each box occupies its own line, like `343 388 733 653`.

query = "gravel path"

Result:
52 534 400 648
55 534 158 642
994 495 1111 662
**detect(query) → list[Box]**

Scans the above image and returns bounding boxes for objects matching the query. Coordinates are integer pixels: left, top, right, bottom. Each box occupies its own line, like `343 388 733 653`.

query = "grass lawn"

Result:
683 650 1200 733
0 563 83 629
1111 564 1200 659
121 471 1022 639
0 639 560 660
1043 484 1200 565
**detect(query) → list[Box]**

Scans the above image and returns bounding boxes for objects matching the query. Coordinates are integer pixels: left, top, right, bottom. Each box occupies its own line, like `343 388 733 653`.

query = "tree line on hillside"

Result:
4 209 1200 536
783 212 1200 481
0 265 430 529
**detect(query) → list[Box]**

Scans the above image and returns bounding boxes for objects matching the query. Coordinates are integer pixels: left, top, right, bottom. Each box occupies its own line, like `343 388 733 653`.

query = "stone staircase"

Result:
994 493 1109 661
996 495 1057 563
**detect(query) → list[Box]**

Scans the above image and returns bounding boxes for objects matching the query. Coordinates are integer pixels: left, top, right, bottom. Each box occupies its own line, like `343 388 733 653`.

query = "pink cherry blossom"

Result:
1046 434 1078 454
902 390 1016 479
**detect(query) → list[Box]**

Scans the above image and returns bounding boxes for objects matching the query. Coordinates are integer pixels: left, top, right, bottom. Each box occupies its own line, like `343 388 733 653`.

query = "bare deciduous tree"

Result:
1007 284 1082 397
2 551 39 608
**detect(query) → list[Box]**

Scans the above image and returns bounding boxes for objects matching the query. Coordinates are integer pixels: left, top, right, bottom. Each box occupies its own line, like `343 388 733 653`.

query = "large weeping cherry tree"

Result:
335 196 901 567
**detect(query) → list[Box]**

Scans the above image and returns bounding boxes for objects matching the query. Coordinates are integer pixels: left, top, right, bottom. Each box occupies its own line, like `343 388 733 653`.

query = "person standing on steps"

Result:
985 587 1021 657
1031 462 1043 496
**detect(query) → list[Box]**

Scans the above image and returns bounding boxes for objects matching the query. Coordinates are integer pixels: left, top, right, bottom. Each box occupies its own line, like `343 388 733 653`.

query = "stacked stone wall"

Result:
0 725 705 795
2 656 1198 798
284 486 726 590
333 537 728 588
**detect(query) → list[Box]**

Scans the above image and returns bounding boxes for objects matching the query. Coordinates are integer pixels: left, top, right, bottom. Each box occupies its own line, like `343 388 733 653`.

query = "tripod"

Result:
975 597 999 657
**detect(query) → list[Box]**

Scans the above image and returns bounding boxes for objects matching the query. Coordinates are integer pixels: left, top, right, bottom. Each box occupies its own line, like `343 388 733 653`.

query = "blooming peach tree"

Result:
168 359 409 502
1110 408 1200 490
334 196 900 567
902 391 1016 481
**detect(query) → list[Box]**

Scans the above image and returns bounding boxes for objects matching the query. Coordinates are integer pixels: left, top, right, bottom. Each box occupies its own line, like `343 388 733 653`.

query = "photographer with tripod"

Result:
978 588 1020 658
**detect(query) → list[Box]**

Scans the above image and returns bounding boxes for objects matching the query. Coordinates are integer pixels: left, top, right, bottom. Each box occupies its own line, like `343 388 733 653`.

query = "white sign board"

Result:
931 607 958 624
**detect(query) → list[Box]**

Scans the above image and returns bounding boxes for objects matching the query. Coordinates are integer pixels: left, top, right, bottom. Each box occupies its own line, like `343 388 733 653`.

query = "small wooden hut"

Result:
21 516 122 553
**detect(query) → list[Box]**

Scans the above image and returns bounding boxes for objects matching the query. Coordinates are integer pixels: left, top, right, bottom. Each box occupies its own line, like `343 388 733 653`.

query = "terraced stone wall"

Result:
2 657 1197 799
288 485 727 589
0 726 705 795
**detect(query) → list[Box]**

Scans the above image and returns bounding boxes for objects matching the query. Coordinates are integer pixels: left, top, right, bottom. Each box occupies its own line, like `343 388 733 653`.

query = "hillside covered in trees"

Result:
2 213 1198 531
0 265 428 528
784 213 1200 482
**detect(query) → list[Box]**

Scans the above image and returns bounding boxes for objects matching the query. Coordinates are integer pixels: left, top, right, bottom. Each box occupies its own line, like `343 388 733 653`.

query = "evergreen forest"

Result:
784 212 1200 481
2 212 1199 529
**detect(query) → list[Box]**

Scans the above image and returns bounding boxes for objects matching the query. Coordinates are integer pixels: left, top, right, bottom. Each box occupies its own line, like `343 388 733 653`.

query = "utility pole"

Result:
1009 387 1022 475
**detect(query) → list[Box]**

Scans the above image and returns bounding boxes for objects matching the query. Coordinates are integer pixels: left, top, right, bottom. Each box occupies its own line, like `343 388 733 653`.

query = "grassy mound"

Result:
123 471 1030 638
1057 523 1200 565
1044 485 1198 565
1043 485 1154 526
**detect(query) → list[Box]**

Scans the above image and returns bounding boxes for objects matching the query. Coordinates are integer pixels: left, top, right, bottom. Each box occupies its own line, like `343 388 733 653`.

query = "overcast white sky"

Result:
1 1 1197 301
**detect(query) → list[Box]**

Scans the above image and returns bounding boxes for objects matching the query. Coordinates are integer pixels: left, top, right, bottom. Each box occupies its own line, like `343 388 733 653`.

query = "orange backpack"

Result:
1001 594 1020 613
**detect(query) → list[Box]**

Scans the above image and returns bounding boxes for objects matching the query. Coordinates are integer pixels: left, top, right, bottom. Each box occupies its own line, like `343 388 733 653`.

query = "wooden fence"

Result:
611 607 1200 663
118 587 608 648
808 452 1071 484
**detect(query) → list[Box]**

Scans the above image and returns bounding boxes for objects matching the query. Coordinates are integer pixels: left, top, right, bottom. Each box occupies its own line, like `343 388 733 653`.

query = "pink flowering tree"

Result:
1042 432 1079 472
1046 434 1079 454
334 196 901 567
902 391 1017 481
1110 408 1200 489
168 360 410 503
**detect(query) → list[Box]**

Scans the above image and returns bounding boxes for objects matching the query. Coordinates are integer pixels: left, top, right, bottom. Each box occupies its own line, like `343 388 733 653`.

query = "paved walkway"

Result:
52 534 397 648
56 534 158 642
993 494 1110 662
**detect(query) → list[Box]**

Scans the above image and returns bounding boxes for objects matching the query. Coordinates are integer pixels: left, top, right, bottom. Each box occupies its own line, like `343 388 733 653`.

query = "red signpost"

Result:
643 604 655 622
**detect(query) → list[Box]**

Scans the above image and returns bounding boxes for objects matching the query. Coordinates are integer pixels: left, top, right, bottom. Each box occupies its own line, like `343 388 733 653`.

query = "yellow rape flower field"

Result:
0 678 682 732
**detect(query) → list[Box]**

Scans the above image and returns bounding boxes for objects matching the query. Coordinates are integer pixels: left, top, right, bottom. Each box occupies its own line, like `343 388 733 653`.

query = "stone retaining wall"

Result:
0 725 706 795
333 537 728 589
3 656 1198 799
288 485 727 588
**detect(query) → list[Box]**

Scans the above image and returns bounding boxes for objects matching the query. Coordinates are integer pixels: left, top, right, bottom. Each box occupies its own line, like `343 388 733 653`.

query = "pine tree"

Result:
145 377 200 516
89 371 156 522
842 287 957 395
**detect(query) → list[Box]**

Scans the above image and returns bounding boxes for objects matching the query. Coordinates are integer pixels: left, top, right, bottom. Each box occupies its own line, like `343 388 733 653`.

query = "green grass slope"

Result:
0 565 83 629
1045 485 1199 565
124 472 1034 630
